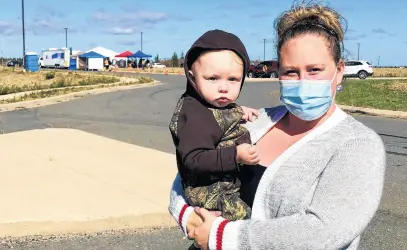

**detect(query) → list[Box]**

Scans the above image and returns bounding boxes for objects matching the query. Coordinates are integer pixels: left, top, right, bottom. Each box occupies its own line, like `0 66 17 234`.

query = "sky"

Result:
0 0 406 66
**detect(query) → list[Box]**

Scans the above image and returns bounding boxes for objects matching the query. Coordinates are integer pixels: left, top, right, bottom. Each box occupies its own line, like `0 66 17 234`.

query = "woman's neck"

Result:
280 104 337 136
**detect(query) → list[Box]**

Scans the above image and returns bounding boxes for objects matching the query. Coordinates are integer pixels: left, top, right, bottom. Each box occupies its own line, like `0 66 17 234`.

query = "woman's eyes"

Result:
310 68 322 73
284 70 297 76
284 68 322 75
208 77 217 81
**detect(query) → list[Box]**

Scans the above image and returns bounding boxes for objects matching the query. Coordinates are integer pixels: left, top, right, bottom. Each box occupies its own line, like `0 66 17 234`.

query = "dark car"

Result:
247 60 279 78
6 60 22 67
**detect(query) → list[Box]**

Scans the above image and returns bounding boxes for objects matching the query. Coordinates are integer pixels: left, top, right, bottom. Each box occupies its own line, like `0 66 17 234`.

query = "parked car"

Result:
152 62 166 68
247 60 279 78
6 60 22 67
343 60 373 79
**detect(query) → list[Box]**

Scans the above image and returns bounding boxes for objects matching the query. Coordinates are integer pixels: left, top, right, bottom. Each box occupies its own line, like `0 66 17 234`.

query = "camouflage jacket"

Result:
169 95 251 186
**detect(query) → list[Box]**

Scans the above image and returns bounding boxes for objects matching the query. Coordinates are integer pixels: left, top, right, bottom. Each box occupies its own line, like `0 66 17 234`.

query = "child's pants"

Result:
184 181 251 221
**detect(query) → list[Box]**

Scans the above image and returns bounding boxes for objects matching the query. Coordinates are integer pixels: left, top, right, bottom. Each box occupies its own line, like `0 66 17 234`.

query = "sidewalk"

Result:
0 128 178 238
339 105 407 119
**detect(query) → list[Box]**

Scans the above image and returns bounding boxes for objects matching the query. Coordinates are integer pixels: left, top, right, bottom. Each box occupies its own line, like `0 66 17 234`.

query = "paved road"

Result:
0 74 406 250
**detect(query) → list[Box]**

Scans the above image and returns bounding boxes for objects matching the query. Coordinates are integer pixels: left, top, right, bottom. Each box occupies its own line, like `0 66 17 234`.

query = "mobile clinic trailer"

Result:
39 48 70 68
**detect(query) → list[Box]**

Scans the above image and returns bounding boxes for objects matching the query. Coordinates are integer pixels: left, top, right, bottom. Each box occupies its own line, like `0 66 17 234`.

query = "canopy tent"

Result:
85 46 118 59
115 50 133 57
78 51 106 71
128 50 152 58
79 51 106 58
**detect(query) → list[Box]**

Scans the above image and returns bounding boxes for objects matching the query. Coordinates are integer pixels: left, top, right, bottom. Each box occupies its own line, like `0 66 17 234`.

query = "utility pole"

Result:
64 28 68 48
141 32 143 52
357 43 360 60
21 0 26 68
377 56 380 67
0 35 2 66
263 38 266 61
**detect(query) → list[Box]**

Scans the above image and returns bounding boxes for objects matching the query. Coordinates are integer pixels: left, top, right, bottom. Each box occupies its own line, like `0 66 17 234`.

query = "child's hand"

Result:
236 143 260 165
241 106 260 122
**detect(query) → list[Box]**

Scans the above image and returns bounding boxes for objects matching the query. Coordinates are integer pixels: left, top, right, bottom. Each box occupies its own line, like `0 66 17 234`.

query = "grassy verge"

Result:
0 70 125 95
373 68 407 77
116 67 184 74
0 76 153 104
336 79 407 111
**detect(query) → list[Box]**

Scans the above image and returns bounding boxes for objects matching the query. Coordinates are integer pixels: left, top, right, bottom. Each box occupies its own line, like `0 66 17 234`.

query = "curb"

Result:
0 213 177 238
113 70 280 82
339 105 407 119
0 81 161 113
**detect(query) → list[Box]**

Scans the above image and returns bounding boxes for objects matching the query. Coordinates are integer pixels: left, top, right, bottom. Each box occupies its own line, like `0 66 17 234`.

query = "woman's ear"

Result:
189 70 195 79
336 59 345 85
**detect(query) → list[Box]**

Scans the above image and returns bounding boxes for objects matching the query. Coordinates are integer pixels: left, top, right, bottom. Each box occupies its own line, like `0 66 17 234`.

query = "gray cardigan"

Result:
168 105 386 250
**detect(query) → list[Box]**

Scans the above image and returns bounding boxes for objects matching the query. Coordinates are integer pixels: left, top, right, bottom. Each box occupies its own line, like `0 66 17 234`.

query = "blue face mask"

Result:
279 71 337 121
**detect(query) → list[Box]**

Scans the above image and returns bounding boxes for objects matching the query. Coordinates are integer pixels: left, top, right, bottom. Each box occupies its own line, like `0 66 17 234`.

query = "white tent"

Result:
85 46 118 59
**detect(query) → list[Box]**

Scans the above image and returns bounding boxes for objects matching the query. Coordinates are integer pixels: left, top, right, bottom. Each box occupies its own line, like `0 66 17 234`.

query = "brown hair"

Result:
275 1 347 64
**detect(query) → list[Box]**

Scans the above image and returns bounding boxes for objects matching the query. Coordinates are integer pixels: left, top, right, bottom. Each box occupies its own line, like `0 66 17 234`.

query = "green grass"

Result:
336 79 407 111
0 79 154 104
0 74 149 96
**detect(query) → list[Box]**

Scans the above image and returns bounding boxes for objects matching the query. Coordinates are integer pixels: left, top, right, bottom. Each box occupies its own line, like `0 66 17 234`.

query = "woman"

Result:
169 3 386 250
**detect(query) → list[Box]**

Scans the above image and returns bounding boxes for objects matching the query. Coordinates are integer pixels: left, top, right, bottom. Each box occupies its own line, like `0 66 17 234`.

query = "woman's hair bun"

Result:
276 2 345 42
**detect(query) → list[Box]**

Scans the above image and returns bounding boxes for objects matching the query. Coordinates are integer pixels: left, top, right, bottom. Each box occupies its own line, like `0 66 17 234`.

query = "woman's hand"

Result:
188 207 219 250
241 106 260 122
186 209 203 233
186 209 222 236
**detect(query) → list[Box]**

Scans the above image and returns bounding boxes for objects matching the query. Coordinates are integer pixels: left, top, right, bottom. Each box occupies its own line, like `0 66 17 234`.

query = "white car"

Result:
152 63 166 68
343 60 373 79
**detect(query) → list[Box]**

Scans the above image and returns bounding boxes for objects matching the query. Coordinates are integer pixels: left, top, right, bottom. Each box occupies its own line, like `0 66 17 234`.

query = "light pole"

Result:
141 32 143 52
263 38 266 61
0 35 2 66
357 43 360 60
64 28 68 48
21 0 26 68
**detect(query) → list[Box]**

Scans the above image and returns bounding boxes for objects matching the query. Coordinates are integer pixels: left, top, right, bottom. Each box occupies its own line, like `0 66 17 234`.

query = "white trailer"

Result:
39 48 70 68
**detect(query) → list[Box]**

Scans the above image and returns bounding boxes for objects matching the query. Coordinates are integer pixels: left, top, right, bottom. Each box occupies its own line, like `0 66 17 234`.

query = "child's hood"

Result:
183 29 250 106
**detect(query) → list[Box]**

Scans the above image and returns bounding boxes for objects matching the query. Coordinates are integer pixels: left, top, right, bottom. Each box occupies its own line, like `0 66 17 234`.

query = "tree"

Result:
171 52 179 67
154 54 159 63
180 51 184 59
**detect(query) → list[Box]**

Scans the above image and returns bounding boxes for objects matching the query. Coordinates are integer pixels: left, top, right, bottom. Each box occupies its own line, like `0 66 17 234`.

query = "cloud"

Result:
344 29 367 41
27 17 79 36
90 9 168 36
213 13 228 19
372 28 396 36
372 28 387 34
106 27 136 35
344 34 368 41
0 21 18 36
170 14 194 22
36 4 66 18
91 10 167 25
